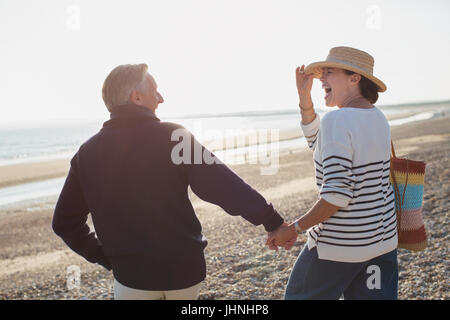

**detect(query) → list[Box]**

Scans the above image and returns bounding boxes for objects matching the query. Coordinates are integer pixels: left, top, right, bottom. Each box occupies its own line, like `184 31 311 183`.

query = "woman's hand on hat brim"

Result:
296 65 314 108
296 65 313 98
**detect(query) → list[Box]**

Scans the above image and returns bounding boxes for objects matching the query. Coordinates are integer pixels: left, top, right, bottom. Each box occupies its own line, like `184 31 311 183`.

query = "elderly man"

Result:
52 64 292 300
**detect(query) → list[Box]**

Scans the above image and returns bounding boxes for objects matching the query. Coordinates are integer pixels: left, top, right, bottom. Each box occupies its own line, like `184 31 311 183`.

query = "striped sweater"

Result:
301 106 398 262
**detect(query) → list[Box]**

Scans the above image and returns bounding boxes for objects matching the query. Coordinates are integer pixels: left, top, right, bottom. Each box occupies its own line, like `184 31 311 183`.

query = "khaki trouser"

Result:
113 278 202 300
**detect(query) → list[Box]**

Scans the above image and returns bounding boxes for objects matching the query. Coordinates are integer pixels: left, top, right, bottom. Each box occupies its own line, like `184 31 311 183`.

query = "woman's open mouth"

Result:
323 86 332 100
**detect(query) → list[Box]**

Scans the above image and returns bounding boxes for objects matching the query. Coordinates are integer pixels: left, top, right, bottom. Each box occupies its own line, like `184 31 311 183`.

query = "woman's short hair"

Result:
102 64 149 111
344 69 379 104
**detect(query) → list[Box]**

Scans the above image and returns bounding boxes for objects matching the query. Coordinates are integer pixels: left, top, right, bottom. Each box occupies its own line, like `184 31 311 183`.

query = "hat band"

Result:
326 56 374 75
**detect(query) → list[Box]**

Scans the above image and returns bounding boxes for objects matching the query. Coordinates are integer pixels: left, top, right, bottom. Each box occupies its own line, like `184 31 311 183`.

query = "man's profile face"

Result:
135 73 164 112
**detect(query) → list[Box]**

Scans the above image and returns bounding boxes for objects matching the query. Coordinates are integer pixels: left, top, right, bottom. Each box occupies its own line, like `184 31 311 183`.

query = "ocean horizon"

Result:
1 100 449 168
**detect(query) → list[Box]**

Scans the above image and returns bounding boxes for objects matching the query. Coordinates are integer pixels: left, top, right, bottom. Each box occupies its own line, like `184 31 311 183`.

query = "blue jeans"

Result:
285 245 398 300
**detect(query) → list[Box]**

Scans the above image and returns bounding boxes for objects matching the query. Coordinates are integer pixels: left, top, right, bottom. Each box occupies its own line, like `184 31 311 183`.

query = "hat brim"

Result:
304 61 387 92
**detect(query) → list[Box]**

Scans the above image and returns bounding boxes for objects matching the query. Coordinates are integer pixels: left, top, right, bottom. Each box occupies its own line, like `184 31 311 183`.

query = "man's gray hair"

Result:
102 64 149 111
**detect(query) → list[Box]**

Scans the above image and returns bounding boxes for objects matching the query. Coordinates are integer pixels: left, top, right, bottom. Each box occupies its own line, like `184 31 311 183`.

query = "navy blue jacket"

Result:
52 104 284 289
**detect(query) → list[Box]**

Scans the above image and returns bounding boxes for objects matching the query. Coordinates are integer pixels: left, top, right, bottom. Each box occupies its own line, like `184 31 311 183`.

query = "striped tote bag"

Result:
390 141 427 251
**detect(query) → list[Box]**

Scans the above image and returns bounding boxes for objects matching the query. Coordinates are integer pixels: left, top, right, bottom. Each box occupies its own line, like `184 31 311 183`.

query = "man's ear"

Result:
130 90 141 105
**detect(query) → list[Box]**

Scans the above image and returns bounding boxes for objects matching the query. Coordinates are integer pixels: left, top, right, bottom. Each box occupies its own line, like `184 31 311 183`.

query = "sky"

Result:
0 0 449 123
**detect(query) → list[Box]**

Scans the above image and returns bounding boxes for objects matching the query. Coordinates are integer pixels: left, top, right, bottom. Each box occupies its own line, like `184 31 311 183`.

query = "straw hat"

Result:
304 46 387 92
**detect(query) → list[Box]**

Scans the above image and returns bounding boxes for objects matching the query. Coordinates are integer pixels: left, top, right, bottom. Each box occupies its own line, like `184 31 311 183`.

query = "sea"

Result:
0 101 449 206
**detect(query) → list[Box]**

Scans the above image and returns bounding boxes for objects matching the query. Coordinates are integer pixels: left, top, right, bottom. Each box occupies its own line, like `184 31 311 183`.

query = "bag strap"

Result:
390 161 403 234
391 141 409 206
390 140 409 235
402 160 409 205
391 140 401 234
391 140 397 159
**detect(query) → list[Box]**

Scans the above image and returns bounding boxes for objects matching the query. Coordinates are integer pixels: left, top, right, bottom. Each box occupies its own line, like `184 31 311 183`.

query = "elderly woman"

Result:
267 47 398 299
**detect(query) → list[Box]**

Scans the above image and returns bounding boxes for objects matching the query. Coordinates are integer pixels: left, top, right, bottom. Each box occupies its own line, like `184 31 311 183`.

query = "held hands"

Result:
266 222 298 251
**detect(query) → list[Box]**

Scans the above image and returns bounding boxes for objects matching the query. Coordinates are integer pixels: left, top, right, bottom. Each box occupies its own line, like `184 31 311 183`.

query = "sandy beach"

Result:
0 115 449 300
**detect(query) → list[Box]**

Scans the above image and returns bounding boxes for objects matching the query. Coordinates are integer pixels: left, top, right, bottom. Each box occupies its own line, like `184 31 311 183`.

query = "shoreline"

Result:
0 110 445 190
0 160 70 189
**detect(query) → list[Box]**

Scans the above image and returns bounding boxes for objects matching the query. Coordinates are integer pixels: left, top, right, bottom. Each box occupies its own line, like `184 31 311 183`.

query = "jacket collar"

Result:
110 104 159 120
102 104 160 129
109 104 159 121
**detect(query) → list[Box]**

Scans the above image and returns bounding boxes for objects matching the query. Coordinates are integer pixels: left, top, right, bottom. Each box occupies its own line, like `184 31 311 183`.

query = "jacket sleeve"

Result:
178 130 284 232
52 155 112 270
